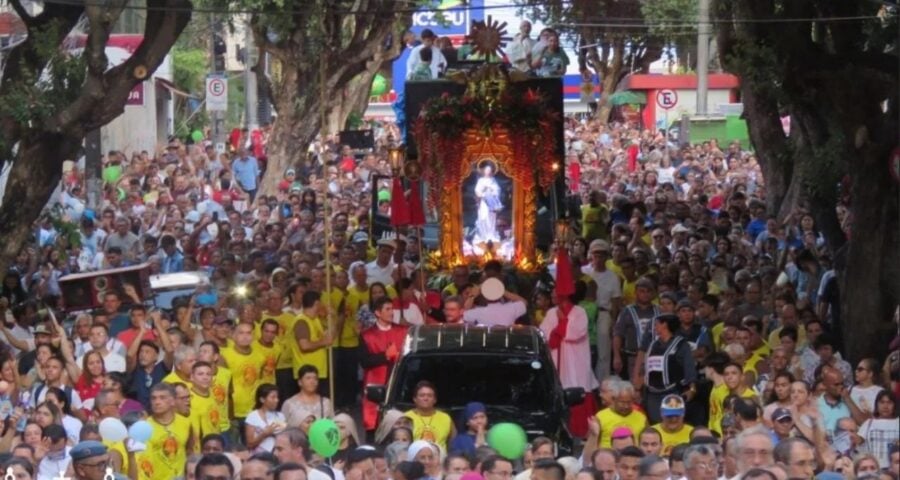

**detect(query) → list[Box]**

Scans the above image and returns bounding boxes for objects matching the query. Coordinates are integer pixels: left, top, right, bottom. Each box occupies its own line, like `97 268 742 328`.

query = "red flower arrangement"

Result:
414 86 560 201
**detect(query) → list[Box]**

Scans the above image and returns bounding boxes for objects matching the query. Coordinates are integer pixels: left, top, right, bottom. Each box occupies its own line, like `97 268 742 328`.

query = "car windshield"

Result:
390 354 556 412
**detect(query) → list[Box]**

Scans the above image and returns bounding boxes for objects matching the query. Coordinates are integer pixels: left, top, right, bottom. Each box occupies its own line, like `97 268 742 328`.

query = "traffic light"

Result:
213 34 226 72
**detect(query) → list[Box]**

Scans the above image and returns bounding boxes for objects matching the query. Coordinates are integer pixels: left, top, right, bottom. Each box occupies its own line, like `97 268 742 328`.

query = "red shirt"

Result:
116 328 157 350
75 376 103 406
361 324 408 429
340 156 356 173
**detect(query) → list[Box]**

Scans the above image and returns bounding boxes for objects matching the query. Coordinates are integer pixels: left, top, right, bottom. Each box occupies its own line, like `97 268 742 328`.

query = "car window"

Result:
391 354 556 412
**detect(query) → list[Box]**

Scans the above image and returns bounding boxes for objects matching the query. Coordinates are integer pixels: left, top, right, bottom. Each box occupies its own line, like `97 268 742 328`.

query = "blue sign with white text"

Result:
410 0 484 37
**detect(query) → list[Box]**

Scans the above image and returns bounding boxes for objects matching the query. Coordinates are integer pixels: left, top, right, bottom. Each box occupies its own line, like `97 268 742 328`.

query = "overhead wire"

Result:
33 0 896 25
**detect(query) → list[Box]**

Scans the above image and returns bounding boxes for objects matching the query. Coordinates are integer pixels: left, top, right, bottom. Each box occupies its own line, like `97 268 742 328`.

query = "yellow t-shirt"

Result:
581 204 608 240
137 415 192 480
211 367 233 430
323 288 359 348
441 284 461 297
257 311 299 370
220 346 263 418
768 325 807 349
405 409 454 452
752 341 772 359
346 286 371 312
621 278 638 307
607 259 623 279
745 353 765 378
711 322 725 351
709 383 756 436
652 423 694 456
190 388 227 439
291 313 328 378
162 371 192 389
254 340 282 385
595 407 648 448
104 440 128 475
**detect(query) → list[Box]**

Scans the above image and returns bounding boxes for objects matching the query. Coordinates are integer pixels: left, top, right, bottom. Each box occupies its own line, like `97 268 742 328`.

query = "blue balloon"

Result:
127 420 153 443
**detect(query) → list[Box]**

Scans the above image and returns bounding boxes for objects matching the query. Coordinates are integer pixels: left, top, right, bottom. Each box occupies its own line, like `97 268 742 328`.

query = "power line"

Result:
33 0 896 25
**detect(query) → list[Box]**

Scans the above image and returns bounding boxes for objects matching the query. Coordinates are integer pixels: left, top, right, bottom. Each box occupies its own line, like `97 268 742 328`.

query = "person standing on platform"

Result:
359 297 408 434
541 244 598 438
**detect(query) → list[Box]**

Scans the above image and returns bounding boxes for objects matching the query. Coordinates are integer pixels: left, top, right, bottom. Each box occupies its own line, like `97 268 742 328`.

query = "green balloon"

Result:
371 74 387 96
191 130 204 142
487 423 528 459
309 418 341 458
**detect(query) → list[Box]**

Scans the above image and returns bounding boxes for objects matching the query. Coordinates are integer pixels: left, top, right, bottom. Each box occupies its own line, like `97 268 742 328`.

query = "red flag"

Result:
408 180 426 226
555 244 576 298
390 177 410 226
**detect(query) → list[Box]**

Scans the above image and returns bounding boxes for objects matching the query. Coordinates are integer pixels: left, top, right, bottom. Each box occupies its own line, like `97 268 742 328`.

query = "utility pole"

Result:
209 13 226 153
244 18 258 130
696 0 710 116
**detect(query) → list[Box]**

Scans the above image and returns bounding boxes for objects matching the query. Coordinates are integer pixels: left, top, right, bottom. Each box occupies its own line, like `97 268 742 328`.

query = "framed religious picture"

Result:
462 158 515 260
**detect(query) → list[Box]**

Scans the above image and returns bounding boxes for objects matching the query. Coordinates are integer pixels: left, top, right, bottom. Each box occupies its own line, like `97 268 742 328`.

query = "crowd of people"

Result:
0 26 897 480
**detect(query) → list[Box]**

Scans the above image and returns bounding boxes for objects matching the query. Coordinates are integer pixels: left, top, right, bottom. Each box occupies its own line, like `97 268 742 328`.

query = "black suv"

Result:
366 324 584 455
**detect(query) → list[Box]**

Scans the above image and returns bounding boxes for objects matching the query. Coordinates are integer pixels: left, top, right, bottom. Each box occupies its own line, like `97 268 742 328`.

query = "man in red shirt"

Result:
116 305 157 349
359 297 408 433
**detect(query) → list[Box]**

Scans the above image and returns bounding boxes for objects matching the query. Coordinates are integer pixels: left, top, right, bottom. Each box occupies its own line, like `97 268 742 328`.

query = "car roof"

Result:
149 271 210 290
404 324 544 355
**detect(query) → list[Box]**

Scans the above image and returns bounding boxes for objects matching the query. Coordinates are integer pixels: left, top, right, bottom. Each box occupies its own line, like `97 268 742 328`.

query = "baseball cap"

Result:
588 239 611 253
376 238 396 249
611 427 633 440
351 231 369 244
676 299 694 311
33 324 52 336
771 407 793 422
671 223 691 234
660 394 685 417
70 440 108 463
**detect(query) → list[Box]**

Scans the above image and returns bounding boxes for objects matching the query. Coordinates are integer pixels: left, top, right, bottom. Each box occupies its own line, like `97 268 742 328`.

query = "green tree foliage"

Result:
172 47 209 137
209 0 413 194
0 0 191 278
520 0 693 122
717 0 898 361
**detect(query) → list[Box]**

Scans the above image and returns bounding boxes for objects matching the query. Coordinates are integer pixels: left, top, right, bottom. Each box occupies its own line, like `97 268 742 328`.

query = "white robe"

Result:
540 305 599 391
474 176 501 242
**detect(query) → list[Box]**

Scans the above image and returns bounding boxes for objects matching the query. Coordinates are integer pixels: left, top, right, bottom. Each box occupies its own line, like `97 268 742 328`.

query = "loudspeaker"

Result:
338 129 375 150
59 264 151 312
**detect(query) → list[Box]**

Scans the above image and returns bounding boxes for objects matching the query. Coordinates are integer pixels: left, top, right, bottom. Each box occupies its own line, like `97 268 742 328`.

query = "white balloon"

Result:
98 418 128 442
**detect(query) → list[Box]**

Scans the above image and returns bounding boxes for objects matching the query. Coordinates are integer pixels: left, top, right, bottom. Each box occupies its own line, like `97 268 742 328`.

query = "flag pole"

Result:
319 31 335 404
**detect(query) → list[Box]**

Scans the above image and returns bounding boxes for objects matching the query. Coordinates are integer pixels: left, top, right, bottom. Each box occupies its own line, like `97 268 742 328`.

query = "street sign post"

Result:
656 89 678 163
206 75 228 112
656 89 678 110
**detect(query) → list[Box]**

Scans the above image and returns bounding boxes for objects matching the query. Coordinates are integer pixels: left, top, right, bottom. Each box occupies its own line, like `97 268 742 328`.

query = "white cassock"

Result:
540 305 599 391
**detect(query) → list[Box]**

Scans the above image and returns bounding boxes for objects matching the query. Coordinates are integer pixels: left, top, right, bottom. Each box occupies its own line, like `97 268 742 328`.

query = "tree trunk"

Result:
259 102 324 194
840 145 900 362
0 136 83 273
716 0 898 362
325 69 379 135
